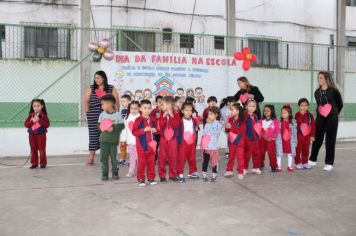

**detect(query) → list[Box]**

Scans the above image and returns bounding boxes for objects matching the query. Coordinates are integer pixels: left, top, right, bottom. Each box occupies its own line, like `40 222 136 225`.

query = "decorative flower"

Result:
234 47 257 71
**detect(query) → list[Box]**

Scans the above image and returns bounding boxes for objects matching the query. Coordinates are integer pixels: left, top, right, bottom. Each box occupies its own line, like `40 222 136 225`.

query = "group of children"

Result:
24 92 316 187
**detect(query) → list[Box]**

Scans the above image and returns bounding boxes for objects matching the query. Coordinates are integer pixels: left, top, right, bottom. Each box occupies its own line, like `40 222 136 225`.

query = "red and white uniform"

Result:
158 111 181 178
244 112 261 169
225 116 246 174
132 116 156 181
177 117 199 175
295 112 315 165
259 118 279 169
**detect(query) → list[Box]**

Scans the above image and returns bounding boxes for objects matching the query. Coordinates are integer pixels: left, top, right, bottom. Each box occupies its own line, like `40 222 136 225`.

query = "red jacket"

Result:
295 112 316 137
177 117 199 145
132 115 156 153
24 112 50 135
158 111 181 137
225 116 246 145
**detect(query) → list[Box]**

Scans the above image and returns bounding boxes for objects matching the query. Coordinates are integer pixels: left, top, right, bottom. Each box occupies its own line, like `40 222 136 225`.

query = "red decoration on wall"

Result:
233 47 257 71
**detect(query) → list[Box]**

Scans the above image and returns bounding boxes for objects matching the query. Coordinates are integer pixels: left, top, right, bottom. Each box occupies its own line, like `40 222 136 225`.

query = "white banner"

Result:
101 51 243 113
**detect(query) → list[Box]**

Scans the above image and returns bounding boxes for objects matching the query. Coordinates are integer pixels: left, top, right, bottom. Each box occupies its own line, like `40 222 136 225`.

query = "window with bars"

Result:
24 26 70 59
214 36 224 50
162 28 173 42
180 34 194 49
120 30 155 52
248 38 279 67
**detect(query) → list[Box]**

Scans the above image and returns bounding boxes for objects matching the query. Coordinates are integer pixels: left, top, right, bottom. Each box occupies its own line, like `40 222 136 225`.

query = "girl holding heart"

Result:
307 71 343 171
122 101 140 178
295 98 315 169
275 104 298 172
233 76 264 119
24 99 50 169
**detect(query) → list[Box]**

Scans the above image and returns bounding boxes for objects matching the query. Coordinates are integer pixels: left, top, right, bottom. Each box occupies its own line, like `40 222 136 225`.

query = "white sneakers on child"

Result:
251 168 261 175
295 164 304 170
323 165 333 171
237 174 244 180
224 171 233 178
304 160 317 169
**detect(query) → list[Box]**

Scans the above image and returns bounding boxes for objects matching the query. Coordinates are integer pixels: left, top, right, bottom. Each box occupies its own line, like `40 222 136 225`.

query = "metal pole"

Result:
336 0 346 109
226 0 236 56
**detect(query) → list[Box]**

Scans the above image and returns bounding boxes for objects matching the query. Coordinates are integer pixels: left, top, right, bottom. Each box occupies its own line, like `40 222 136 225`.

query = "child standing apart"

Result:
98 94 124 180
158 96 181 182
224 103 245 179
202 96 218 126
118 94 131 166
123 101 140 177
132 99 158 186
259 105 279 172
276 104 298 172
24 99 50 169
201 107 222 182
295 98 315 169
244 99 262 174
177 102 199 183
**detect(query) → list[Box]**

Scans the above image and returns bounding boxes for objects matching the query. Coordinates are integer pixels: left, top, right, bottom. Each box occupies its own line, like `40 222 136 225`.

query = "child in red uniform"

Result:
259 105 279 172
150 95 163 161
132 99 158 186
295 98 315 169
224 103 246 180
244 99 261 175
24 99 50 169
177 102 199 183
158 96 181 182
276 104 298 172
202 96 218 126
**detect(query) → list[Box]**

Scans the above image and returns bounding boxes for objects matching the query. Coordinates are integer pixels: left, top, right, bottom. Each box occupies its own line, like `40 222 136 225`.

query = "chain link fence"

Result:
0 24 355 127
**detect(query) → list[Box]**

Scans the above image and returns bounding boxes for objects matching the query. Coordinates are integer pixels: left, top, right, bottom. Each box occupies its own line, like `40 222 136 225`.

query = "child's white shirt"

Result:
120 113 140 144
183 118 194 133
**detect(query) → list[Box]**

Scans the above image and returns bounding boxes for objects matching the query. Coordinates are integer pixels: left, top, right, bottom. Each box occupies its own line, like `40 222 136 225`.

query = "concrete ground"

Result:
0 143 355 236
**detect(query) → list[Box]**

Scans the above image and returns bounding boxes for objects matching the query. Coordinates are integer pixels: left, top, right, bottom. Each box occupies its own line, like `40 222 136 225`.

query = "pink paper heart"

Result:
228 132 238 143
254 123 262 136
318 104 332 117
240 93 249 103
95 89 107 98
184 131 195 145
300 123 311 136
200 135 211 150
149 140 157 153
164 127 174 140
31 122 41 130
264 127 273 137
128 121 134 132
283 129 291 141
100 118 113 132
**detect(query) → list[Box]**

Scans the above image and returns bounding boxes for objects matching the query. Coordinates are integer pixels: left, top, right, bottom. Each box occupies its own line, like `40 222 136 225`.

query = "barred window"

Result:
162 28 173 41
248 38 279 67
214 36 224 50
180 34 194 49
120 30 155 52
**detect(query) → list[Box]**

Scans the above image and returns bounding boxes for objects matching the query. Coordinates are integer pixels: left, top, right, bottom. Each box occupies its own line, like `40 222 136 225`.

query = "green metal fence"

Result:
0 23 355 127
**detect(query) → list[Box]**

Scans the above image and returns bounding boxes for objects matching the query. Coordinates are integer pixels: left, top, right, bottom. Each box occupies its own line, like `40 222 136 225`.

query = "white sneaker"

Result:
238 174 244 180
296 164 303 170
243 169 248 175
224 171 234 178
304 160 317 169
251 168 261 175
323 165 333 171
303 163 309 169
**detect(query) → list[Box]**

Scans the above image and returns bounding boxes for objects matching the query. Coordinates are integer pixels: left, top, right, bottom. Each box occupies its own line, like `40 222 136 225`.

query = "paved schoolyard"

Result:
0 142 355 236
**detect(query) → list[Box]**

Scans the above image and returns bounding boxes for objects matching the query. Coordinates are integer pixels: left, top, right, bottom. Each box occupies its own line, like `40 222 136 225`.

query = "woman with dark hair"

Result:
307 71 343 171
233 76 264 118
83 70 119 165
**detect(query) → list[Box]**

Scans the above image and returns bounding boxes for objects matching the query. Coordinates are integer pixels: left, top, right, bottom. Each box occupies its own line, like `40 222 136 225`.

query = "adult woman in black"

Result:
307 71 343 171
83 70 119 165
233 76 264 118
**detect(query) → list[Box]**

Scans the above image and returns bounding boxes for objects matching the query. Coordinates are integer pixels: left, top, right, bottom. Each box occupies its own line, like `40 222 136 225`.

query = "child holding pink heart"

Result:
24 99 50 169
275 104 298 172
122 101 140 177
259 105 279 172
243 99 262 175
224 103 246 180
177 102 200 183
201 106 222 182
294 98 315 169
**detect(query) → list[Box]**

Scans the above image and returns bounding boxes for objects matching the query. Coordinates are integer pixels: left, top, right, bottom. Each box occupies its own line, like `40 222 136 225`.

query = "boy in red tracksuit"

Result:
158 96 181 182
24 99 50 169
177 102 199 183
132 99 158 187
244 99 262 175
295 98 315 169
150 95 163 161
224 103 246 179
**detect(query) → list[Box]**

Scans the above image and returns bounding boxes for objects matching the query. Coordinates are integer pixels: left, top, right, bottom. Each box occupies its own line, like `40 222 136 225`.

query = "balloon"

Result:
88 42 98 52
242 47 250 54
92 52 102 62
234 52 245 60
242 60 251 71
97 47 105 55
103 50 115 61
98 39 110 49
